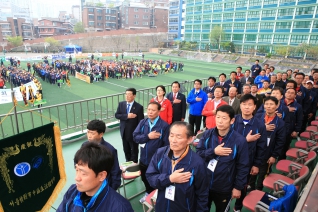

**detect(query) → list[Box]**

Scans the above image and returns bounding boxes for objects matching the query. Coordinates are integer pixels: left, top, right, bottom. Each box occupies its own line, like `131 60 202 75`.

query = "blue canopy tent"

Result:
64 45 82 53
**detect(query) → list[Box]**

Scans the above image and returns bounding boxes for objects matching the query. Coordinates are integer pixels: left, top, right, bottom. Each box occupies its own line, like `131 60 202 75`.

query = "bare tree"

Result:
111 35 123 52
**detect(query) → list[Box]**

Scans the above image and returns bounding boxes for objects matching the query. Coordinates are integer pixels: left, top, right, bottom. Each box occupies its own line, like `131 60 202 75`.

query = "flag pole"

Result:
11 80 19 133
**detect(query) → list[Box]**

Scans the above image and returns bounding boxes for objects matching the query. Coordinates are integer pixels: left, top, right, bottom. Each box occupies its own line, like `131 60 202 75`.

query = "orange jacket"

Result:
150 98 173 124
202 99 228 129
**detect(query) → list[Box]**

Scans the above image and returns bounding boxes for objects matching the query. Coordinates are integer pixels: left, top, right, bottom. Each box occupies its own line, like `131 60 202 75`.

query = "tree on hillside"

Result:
298 43 311 60
96 2 104 7
209 26 225 53
44 37 59 46
306 45 318 59
275 45 297 58
74 22 85 33
6 36 23 47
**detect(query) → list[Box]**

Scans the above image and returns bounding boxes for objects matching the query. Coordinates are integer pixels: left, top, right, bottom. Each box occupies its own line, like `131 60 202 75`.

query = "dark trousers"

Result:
139 162 154 194
300 114 309 134
208 190 231 212
281 134 292 160
234 174 251 210
249 162 272 191
189 114 202 135
122 138 139 163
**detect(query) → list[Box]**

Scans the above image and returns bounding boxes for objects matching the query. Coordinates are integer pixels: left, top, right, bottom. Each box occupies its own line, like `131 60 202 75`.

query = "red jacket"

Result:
202 99 228 129
150 97 173 124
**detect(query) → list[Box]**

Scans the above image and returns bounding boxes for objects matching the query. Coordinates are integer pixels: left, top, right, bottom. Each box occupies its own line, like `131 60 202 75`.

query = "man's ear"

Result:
98 171 107 182
230 118 235 125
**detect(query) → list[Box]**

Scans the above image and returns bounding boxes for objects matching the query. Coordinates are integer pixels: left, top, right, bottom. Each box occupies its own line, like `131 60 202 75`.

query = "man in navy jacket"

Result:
196 105 249 212
81 120 121 190
146 122 209 212
166 81 187 122
57 142 133 212
187 79 208 135
224 71 242 96
233 94 266 211
133 102 170 203
251 59 262 78
253 96 286 190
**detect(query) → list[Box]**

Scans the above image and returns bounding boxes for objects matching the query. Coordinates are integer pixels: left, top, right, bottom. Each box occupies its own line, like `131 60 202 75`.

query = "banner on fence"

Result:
75 72 90 84
0 81 37 105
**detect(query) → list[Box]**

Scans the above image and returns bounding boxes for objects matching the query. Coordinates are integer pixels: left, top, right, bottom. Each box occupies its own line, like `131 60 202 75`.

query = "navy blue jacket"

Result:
255 113 286 161
302 88 317 115
203 86 216 99
133 117 170 165
224 79 242 96
186 88 208 116
82 138 121 190
282 100 303 133
233 115 266 168
196 128 249 193
251 64 262 78
146 146 209 212
57 180 133 212
215 81 230 96
295 85 309 109
257 100 291 135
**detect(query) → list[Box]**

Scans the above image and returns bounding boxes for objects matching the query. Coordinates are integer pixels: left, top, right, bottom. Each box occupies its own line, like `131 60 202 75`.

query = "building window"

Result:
193 33 200 39
247 11 260 18
213 3 223 10
88 8 94 12
202 24 210 29
245 34 257 41
224 34 231 40
203 15 211 20
212 13 222 20
193 24 201 29
258 34 273 42
106 16 110 20
97 23 103 26
144 9 148 12
169 26 178 30
97 16 103 20
280 0 294 3
278 8 294 16
134 8 138 12
134 21 139 25
143 22 148 25
169 9 178 15
222 23 232 29
201 34 209 39
223 13 233 19
89 15 94 20
194 15 201 21
310 35 318 44
97 9 102 13
246 23 258 29
296 7 315 15
249 0 261 6
143 15 148 19
236 1 247 7
235 12 246 19
187 7 194 13
224 2 234 8
134 15 139 18
170 18 178 23
1 24 10 29
194 6 202 12
293 21 311 28
263 0 278 4
185 25 192 29
273 34 289 42
89 22 94 26
275 21 292 29
233 34 244 40
262 9 277 17
260 22 274 29
41 21 44 25
234 23 245 29
203 5 212 11
290 35 308 43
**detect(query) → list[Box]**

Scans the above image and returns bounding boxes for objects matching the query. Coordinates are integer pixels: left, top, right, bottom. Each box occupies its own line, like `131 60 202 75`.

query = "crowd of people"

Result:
57 60 318 212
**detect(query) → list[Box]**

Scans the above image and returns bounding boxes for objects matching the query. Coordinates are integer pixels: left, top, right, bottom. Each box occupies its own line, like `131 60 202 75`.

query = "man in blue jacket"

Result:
187 79 208 135
146 122 209 212
253 96 286 190
233 94 266 211
81 120 121 190
251 59 262 78
133 102 170 203
196 105 249 212
254 70 269 89
57 142 134 212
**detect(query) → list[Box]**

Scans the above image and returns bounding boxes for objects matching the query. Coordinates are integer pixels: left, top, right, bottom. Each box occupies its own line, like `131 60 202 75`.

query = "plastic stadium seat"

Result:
276 151 317 178
299 131 318 140
295 139 318 151
243 190 266 211
306 125 318 132
263 166 309 193
121 164 145 200
142 189 157 212
311 120 318 125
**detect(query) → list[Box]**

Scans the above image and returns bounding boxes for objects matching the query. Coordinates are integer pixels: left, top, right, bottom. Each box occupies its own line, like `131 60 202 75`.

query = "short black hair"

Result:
243 84 251 88
245 69 250 73
126 88 137 95
285 88 296 95
295 72 305 78
219 73 227 78
240 94 257 105
271 87 284 95
156 85 166 94
148 101 161 111
263 96 278 105
286 80 297 89
230 71 237 76
194 79 202 85
170 121 194 138
256 59 259 62
87 119 106 134
216 105 235 120
171 81 180 88
251 84 258 88
237 66 242 70
214 85 224 93
74 142 114 177
208 77 216 82
263 80 270 84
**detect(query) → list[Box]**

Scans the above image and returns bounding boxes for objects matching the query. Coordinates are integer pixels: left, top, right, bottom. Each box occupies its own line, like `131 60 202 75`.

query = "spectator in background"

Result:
276 72 286 89
236 66 244 80
225 71 242 96
240 69 254 88
223 87 241 115
203 77 216 100
254 70 269 89
150 85 173 125
216 73 229 95
166 81 187 123
251 60 262 78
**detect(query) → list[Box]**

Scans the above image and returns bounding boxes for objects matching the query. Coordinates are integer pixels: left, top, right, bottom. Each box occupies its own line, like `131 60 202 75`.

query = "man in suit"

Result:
240 70 254 88
225 71 242 96
216 73 229 96
115 88 144 163
166 81 187 122
251 84 264 112
223 87 240 114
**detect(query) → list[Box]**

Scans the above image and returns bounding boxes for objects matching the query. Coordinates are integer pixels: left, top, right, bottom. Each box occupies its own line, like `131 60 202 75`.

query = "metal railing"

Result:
0 78 208 139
